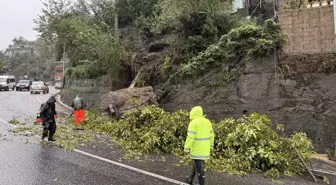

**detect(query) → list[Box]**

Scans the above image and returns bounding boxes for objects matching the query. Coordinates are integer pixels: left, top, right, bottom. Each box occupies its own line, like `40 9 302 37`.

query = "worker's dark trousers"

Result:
42 119 57 139
188 159 205 185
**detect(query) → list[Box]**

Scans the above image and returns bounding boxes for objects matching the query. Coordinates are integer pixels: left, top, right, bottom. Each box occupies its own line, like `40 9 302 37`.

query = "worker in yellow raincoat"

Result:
184 106 214 185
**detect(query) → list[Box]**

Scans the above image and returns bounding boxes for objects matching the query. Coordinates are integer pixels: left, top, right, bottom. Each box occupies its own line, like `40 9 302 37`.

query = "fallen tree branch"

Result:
294 148 317 182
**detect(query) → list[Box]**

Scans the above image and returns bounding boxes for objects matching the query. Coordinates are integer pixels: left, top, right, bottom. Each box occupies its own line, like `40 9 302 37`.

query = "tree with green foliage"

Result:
34 0 127 79
153 0 229 33
33 0 285 84
0 51 5 72
53 16 125 78
34 0 75 42
3 37 55 81
115 0 159 27
0 61 6 72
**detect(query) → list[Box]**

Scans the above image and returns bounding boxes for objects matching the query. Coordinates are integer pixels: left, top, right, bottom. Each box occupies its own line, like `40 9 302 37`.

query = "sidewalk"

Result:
54 92 73 115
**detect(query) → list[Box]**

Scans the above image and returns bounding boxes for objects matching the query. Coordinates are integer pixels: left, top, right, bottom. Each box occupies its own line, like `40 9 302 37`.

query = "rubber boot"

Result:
42 130 48 141
48 132 56 142
197 173 205 185
186 176 193 185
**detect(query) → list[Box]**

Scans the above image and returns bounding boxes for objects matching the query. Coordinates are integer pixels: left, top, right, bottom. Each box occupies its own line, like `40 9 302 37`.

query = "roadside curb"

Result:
311 157 336 176
55 92 73 111
311 169 336 176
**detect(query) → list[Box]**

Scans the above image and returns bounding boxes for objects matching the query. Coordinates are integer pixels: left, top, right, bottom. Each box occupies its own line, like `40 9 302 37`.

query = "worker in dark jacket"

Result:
39 96 58 141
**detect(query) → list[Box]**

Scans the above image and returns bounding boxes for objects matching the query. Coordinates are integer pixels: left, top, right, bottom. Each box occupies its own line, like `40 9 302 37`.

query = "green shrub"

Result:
210 114 314 175
153 0 228 34
171 12 238 64
70 65 89 79
65 68 73 78
116 0 159 27
84 106 314 177
181 19 285 76
85 106 189 155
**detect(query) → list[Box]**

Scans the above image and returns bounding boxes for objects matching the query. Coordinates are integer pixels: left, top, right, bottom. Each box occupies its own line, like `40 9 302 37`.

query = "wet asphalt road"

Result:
1 88 336 185
0 88 173 185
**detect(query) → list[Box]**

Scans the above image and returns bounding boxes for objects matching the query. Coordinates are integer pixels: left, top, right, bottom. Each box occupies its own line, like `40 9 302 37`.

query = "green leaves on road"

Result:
10 106 315 179
9 119 94 150
83 106 315 177
8 117 21 125
54 125 93 151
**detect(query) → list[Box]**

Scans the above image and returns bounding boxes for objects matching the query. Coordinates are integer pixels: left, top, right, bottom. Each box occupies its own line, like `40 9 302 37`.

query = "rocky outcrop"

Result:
161 56 336 152
100 86 158 116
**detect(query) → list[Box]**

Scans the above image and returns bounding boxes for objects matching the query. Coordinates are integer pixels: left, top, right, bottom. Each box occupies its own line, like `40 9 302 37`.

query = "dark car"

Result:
16 80 32 91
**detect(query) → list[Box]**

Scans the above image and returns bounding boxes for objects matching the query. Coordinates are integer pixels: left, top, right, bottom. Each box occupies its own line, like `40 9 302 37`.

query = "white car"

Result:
0 75 16 91
30 81 49 94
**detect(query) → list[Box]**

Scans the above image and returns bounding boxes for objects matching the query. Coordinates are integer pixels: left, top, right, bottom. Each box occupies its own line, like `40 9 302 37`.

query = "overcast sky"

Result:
0 0 43 51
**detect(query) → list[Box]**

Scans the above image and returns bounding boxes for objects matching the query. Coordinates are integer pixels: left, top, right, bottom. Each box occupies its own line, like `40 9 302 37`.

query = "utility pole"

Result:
27 49 30 79
114 0 119 39
27 47 34 79
62 43 66 75
37 59 39 79
334 0 336 35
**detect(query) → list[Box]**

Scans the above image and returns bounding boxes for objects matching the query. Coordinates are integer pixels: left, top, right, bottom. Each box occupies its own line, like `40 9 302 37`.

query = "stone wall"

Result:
60 76 113 110
278 6 336 54
161 56 336 153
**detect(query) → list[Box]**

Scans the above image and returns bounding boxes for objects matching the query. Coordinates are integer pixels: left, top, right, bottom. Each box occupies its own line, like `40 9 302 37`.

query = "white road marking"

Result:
31 134 188 184
57 96 73 110
4 94 188 184
0 119 7 124
3 113 336 181
36 96 43 103
74 149 189 185
0 119 17 127
312 169 336 176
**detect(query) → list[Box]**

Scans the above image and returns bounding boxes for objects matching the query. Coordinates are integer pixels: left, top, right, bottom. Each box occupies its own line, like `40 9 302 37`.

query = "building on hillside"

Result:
233 0 280 20
233 0 247 12
278 3 335 54
4 45 35 58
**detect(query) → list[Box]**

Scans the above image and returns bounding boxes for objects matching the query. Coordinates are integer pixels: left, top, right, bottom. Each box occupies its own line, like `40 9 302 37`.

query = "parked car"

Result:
55 81 63 89
30 81 49 94
16 80 32 91
0 75 16 91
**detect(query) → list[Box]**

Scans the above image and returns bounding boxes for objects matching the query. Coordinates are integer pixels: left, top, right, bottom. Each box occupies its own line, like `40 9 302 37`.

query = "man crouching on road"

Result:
39 96 58 142
184 106 214 185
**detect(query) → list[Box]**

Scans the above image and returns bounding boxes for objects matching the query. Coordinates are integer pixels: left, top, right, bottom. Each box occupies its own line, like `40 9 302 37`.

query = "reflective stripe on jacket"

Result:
184 106 214 160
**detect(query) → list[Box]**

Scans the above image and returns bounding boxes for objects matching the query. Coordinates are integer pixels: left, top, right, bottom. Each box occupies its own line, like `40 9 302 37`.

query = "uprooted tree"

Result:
84 106 314 178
